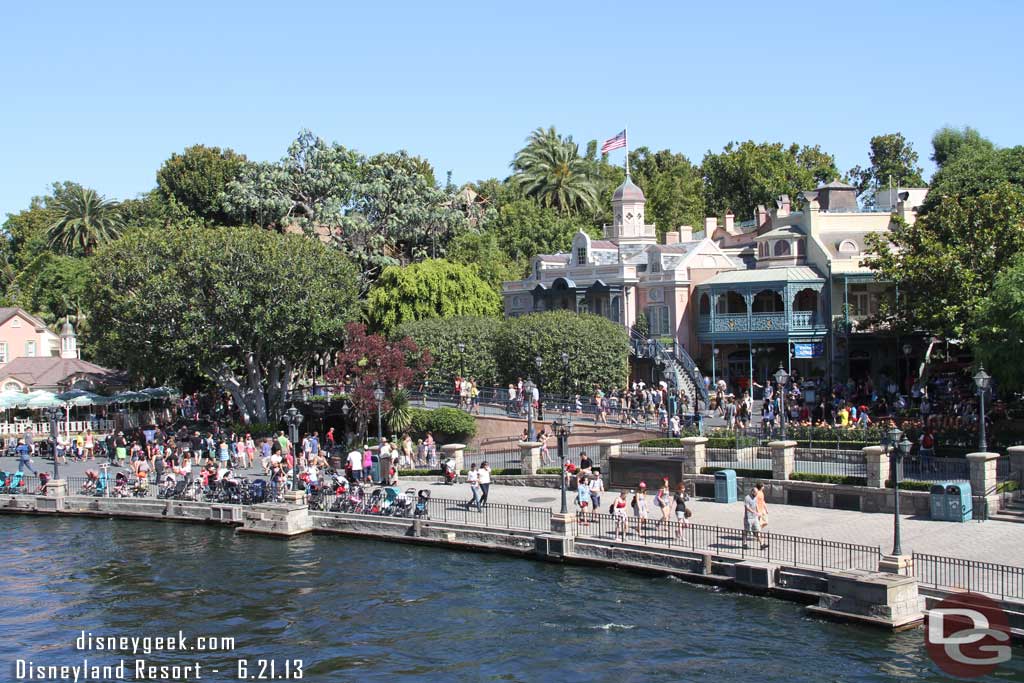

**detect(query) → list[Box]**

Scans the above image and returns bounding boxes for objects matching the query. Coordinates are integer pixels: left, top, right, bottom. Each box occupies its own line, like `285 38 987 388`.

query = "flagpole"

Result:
624 126 630 176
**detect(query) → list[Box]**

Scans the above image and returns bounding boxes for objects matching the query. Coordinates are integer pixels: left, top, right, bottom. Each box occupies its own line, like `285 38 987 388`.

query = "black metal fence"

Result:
912 552 1024 601
573 513 881 571
899 456 970 482
706 447 770 471
312 492 552 533
792 449 867 478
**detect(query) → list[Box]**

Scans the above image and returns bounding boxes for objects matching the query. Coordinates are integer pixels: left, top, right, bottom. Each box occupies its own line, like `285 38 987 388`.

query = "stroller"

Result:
380 486 404 515
112 471 131 498
332 483 364 513
365 487 385 514
389 487 416 517
306 482 328 511
414 489 431 519
157 473 178 499
81 470 101 496
441 458 458 485
248 479 268 504
36 472 51 494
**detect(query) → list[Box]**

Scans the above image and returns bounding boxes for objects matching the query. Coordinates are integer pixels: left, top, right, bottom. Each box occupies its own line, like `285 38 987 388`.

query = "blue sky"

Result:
2 0 1022 218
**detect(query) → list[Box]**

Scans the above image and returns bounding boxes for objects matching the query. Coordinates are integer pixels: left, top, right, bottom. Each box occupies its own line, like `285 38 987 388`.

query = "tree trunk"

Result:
244 351 269 423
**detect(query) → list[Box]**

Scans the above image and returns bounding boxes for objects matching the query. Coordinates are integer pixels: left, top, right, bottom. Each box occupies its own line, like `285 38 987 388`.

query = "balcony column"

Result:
743 291 753 330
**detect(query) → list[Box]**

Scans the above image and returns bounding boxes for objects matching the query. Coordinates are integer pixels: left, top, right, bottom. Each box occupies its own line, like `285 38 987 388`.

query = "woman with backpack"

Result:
673 483 692 537
612 490 629 541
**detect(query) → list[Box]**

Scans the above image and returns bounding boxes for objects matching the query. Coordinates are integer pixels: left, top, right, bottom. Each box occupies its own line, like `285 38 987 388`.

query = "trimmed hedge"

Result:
789 472 868 487
408 407 477 443
700 467 772 479
639 435 759 449
884 479 935 491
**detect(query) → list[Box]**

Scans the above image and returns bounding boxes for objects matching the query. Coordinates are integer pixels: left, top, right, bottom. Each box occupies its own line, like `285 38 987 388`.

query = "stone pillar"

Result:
769 440 797 481
968 451 1000 512
863 446 889 489
679 436 708 475
36 479 67 512
549 511 577 536
519 441 542 475
1008 446 1024 480
441 443 466 473
597 438 622 467
239 502 313 537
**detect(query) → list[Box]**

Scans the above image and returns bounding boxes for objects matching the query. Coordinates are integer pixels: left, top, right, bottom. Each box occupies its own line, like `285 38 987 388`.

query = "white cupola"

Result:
60 318 79 359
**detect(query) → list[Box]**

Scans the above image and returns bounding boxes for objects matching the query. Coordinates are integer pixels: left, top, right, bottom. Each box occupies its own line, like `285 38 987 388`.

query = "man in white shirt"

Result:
380 439 392 457
588 469 605 513
478 461 491 506
466 463 482 511
346 449 363 480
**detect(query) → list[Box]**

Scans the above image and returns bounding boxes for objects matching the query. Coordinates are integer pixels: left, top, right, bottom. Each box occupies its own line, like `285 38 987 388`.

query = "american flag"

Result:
601 130 627 154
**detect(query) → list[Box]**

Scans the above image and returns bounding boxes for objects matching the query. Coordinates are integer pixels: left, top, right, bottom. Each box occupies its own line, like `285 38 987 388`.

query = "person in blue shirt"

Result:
16 439 35 473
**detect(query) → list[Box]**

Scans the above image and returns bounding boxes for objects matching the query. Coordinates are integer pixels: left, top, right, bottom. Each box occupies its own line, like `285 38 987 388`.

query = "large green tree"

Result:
974 254 1024 391
222 129 361 230
446 230 522 291
482 198 598 262
366 259 501 335
865 184 1024 340
156 144 247 225
338 151 468 290
48 186 124 256
848 133 926 204
702 140 840 219
512 126 599 214
88 226 360 422
628 147 705 237
922 127 1024 213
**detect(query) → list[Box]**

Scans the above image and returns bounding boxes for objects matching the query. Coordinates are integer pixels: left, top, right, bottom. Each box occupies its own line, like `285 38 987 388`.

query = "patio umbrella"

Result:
111 390 149 403
25 391 66 409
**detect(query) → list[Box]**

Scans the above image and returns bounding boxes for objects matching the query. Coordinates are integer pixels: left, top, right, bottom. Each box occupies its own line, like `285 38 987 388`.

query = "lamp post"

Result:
373 386 385 448
774 363 789 440
284 404 303 491
524 379 536 442
561 351 570 406
552 411 574 514
457 342 466 380
534 355 544 421
974 365 991 452
340 401 350 451
712 346 719 385
46 406 61 480
884 425 907 556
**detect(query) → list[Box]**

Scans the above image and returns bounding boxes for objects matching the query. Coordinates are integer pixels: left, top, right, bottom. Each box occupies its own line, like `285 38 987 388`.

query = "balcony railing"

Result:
697 311 822 335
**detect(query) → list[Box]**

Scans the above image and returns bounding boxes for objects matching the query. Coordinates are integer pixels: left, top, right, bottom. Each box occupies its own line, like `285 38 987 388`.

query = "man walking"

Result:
346 447 363 483
466 463 482 511
478 461 491 506
16 439 35 473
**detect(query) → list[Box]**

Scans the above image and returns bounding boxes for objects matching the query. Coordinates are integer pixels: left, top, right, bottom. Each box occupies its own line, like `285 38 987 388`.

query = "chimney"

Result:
664 231 680 245
724 210 735 233
755 205 769 229
704 216 717 234
776 194 791 216
678 225 693 242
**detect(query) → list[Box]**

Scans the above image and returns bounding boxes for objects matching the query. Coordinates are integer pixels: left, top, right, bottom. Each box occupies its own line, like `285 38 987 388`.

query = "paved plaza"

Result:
6 453 1021 568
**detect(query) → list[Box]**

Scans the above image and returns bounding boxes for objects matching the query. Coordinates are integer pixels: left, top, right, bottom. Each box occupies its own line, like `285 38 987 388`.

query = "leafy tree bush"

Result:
395 316 502 388
408 407 477 443
497 311 629 394
789 473 868 486
366 259 501 335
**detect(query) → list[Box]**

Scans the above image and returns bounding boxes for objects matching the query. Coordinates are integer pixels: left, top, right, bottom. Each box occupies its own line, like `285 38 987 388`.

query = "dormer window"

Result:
773 240 791 257
576 246 587 265
651 258 661 273
838 240 859 255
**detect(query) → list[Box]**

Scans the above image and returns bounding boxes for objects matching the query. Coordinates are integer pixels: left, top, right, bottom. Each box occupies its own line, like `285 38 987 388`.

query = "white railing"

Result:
0 419 115 437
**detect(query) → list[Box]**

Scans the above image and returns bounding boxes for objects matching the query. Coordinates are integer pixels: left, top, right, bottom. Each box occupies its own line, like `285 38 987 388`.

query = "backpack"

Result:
608 502 615 515
922 433 934 448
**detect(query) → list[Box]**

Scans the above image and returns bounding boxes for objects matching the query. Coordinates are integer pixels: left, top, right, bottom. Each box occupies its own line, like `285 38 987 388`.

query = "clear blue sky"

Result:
3 0 1022 218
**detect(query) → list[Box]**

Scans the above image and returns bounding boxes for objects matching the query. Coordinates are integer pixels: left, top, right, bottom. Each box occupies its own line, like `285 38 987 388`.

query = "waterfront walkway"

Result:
5 454 1021 567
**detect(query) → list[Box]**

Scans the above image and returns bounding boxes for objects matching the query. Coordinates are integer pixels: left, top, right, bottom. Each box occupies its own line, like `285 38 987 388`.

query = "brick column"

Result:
518 441 542 475
769 440 796 481
863 446 889 489
1008 445 1024 480
679 436 708 475
967 451 1000 513
441 443 466 473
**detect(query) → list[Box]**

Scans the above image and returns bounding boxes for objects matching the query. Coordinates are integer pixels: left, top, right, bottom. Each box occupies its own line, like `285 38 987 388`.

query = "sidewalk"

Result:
410 479 1024 567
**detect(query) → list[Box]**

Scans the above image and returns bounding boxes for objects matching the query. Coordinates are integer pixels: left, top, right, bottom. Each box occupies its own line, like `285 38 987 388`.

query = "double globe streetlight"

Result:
883 425 911 556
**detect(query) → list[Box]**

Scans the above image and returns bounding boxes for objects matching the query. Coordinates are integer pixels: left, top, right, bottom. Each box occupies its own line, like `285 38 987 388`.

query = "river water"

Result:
1 516 1021 682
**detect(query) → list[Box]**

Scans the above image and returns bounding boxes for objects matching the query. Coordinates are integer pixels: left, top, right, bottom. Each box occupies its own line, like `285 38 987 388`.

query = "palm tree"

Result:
512 127 598 214
48 186 124 255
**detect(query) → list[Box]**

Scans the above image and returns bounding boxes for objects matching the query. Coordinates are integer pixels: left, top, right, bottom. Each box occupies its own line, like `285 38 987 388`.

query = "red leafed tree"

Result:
325 322 432 432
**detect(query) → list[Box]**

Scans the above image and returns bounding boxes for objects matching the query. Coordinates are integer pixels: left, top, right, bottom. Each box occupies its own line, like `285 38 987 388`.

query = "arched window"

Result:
576 246 587 265
838 240 859 255
3 382 20 392
716 291 747 314
752 289 783 313
793 288 818 312
699 293 711 315
773 240 791 257
610 296 621 322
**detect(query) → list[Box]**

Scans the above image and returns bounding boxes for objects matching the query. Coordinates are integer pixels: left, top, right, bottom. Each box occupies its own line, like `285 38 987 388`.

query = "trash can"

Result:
929 483 949 521
369 455 381 484
946 482 973 522
377 455 394 485
714 469 737 503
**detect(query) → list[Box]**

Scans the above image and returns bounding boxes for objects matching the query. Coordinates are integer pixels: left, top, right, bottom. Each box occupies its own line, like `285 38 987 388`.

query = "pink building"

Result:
0 308 60 367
